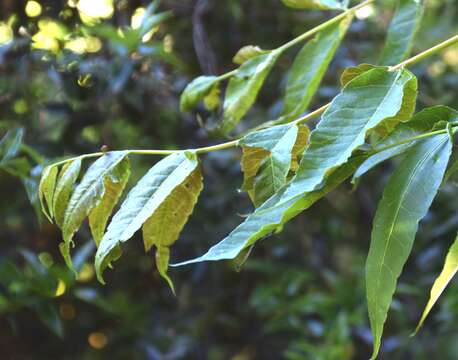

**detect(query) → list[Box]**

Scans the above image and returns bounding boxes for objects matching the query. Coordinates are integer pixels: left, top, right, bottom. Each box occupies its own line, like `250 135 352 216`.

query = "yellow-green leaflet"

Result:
52 159 81 228
38 165 58 222
281 0 348 10
95 151 200 283
143 168 203 293
89 157 131 245
366 133 452 360
221 50 281 134
414 232 458 334
61 151 129 272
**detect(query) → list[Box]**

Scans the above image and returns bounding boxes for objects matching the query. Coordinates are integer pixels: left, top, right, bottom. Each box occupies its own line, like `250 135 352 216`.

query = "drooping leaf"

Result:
173 155 366 266
52 159 81 228
379 0 424 66
414 232 458 334
180 75 219 112
282 15 352 121
61 151 129 271
353 105 458 183
176 67 416 265
221 50 281 134
366 133 452 360
203 83 220 111
143 167 203 292
95 151 199 283
88 157 131 245
281 0 349 10
39 165 59 222
233 45 268 65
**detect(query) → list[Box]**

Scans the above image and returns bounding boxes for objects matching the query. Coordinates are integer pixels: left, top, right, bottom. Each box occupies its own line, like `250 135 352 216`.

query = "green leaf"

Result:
61 151 129 272
414 232 458 334
240 124 304 206
353 105 458 183
173 155 366 266
143 167 203 292
341 64 417 140
379 0 424 66
176 67 416 265
221 50 281 134
39 165 59 222
366 133 452 359
95 151 200 283
282 15 352 121
89 157 131 245
180 76 219 112
281 0 349 10
52 159 81 228
0 128 24 164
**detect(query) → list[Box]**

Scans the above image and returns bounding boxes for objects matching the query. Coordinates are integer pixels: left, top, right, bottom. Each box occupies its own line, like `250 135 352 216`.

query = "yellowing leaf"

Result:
233 45 268 65
180 76 219 112
95 152 200 283
89 157 130 245
414 232 458 334
143 168 203 292
52 159 81 228
39 165 58 222
281 0 348 10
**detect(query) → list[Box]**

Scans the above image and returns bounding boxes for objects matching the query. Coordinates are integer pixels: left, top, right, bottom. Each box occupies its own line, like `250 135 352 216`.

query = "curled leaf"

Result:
233 45 268 65
180 75 220 112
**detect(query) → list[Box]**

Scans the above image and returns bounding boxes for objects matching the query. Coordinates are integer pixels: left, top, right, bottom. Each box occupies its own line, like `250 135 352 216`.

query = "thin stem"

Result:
214 0 374 82
390 34 458 71
372 124 458 154
50 32 458 167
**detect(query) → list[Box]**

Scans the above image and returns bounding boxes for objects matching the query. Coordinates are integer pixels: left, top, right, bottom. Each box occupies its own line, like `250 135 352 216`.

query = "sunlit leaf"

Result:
95 151 200 283
52 159 81 228
366 133 452 359
143 167 203 292
89 157 130 245
414 232 458 334
221 50 281 134
61 151 129 272
39 165 58 222
281 0 349 10
282 15 352 121
379 0 424 66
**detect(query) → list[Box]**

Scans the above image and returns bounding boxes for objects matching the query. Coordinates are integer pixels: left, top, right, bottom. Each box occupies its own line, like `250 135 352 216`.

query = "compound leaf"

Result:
95 152 199 283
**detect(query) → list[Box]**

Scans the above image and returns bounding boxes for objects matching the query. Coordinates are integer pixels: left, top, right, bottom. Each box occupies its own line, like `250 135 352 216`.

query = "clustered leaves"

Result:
37 0 458 358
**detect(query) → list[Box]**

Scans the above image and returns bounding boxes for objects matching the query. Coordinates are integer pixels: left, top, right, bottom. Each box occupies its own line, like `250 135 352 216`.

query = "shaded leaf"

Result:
173 155 366 266
340 63 377 87
281 0 349 10
52 159 81 228
379 0 424 66
89 157 131 245
233 45 268 65
61 151 129 271
221 50 281 133
143 167 203 292
180 76 219 112
366 133 452 359
0 128 24 164
39 165 59 222
282 15 352 121
414 232 458 334
95 152 199 283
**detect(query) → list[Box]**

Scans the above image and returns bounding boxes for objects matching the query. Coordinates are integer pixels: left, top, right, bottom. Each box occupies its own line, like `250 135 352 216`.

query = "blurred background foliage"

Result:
0 0 457 358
